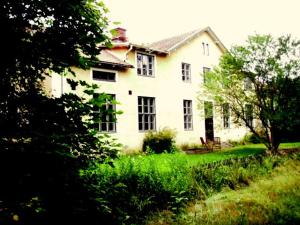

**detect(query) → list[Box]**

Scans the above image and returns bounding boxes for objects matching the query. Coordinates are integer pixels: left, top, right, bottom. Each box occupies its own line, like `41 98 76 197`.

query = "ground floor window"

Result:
92 94 116 132
138 96 156 131
183 100 193 130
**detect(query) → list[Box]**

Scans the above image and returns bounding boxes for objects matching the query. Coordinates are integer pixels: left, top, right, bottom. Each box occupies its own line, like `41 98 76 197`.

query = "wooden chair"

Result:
200 137 213 151
213 137 221 150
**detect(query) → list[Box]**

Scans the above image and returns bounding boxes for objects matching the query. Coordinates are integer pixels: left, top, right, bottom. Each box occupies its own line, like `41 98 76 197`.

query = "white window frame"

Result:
138 96 156 131
182 62 191 82
203 67 211 84
90 68 118 82
136 52 156 77
206 43 209 56
183 100 193 130
92 94 117 133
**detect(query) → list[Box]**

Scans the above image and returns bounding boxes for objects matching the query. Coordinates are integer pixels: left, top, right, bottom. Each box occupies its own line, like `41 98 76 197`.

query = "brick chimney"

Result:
112 27 128 42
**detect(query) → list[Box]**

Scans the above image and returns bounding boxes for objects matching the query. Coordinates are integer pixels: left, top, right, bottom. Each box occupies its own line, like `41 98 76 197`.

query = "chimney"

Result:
112 27 128 42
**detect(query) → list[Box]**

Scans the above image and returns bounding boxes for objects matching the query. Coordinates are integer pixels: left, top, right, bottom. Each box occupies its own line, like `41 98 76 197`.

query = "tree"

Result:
203 34 300 153
0 1 121 224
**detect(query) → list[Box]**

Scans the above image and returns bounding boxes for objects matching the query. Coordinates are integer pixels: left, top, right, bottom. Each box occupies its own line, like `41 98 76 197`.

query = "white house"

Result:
47 27 248 151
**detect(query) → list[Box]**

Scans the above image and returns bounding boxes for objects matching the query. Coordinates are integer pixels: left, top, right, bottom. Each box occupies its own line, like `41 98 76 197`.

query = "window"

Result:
183 100 193 130
137 53 154 76
203 67 211 83
206 43 209 56
138 96 156 131
245 104 253 127
222 103 230 128
244 77 252 90
92 94 116 132
182 63 191 82
202 42 209 56
92 70 116 82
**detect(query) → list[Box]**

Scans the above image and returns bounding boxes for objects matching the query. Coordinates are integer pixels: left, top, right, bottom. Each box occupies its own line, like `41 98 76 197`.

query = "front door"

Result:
204 101 214 141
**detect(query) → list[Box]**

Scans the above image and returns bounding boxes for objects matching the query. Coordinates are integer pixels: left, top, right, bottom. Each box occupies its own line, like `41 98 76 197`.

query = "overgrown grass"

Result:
153 154 300 225
80 143 300 224
115 145 266 173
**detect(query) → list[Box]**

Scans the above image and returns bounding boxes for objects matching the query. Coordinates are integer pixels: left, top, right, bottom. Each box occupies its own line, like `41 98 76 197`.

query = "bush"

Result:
142 128 177 154
243 133 262 144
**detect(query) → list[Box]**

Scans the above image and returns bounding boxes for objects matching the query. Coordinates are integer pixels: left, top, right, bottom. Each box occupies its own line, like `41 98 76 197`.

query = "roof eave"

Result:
97 61 134 69
166 26 227 53
131 43 169 55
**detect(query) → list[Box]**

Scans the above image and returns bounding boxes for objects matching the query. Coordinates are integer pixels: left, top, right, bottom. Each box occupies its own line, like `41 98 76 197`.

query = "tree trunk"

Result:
269 126 280 154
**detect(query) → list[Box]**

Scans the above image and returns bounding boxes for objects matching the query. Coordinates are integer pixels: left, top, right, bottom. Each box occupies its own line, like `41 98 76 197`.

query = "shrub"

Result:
142 128 177 154
243 133 262 144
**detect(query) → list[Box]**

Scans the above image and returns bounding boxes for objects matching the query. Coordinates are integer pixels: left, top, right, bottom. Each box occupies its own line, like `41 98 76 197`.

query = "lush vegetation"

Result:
81 143 300 224
142 127 177 153
0 1 121 224
149 154 300 225
203 34 300 153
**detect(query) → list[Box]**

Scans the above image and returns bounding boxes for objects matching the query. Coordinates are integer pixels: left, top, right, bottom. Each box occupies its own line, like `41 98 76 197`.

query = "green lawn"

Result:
113 142 300 173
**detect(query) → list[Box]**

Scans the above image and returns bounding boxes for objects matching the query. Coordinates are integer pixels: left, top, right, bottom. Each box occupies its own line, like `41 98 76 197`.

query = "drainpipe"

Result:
125 44 133 61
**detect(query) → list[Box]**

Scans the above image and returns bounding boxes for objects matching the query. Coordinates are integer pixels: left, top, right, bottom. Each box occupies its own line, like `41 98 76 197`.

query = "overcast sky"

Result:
102 0 300 48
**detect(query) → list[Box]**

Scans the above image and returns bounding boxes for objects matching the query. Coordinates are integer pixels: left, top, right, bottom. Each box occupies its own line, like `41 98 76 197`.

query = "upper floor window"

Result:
137 53 154 76
92 69 116 82
183 100 193 130
222 103 230 129
202 42 209 56
92 94 116 132
203 67 211 83
245 104 253 127
182 63 191 82
138 96 156 131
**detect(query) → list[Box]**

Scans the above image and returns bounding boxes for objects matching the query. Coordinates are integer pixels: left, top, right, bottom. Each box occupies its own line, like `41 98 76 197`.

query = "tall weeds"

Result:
81 152 292 224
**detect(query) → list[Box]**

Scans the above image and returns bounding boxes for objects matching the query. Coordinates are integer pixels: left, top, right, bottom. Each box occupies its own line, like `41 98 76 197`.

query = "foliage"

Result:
156 154 300 225
81 155 196 225
80 145 300 224
202 34 300 153
0 0 121 224
243 132 263 144
142 127 177 153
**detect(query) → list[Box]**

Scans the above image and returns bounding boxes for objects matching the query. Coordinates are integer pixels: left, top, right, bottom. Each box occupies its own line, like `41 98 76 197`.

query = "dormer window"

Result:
137 53 154 77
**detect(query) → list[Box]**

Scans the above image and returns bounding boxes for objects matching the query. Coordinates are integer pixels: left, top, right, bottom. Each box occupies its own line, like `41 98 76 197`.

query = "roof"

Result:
98 50 133 68
147 26 227 53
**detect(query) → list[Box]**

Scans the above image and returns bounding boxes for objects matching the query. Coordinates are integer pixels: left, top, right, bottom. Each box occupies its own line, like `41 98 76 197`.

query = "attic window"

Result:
202 42 209 56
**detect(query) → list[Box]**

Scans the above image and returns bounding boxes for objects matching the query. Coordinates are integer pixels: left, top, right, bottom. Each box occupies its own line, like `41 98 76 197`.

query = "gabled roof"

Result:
98 49 133 68
147 26 227 53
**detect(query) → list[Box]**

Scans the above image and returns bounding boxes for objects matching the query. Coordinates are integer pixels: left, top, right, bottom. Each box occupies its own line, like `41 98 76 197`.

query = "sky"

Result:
102 0 300 48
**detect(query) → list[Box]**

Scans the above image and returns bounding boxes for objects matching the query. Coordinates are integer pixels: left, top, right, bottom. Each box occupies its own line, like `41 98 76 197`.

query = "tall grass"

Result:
80 146 300 224
165 154 300 225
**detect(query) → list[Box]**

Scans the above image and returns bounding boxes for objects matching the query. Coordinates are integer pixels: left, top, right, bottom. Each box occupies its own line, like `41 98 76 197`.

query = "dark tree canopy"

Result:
203 34 300 153
0 1 121 224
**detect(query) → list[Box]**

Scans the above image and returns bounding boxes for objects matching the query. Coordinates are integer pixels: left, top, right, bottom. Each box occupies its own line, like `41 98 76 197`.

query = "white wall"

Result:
50 32 248 151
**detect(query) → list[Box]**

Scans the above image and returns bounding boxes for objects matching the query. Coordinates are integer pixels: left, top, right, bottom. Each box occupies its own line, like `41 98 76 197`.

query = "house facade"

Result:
46 27 248 151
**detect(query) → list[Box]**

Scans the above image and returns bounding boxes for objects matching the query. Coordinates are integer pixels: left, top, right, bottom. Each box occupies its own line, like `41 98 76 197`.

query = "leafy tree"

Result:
203 34 300 153
0 0 121 224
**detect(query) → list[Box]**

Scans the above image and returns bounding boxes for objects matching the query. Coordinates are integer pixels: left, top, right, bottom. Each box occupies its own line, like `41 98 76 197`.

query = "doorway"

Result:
204 101 214 141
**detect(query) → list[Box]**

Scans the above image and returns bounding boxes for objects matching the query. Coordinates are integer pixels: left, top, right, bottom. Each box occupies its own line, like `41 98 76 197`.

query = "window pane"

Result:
92 70 116 82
